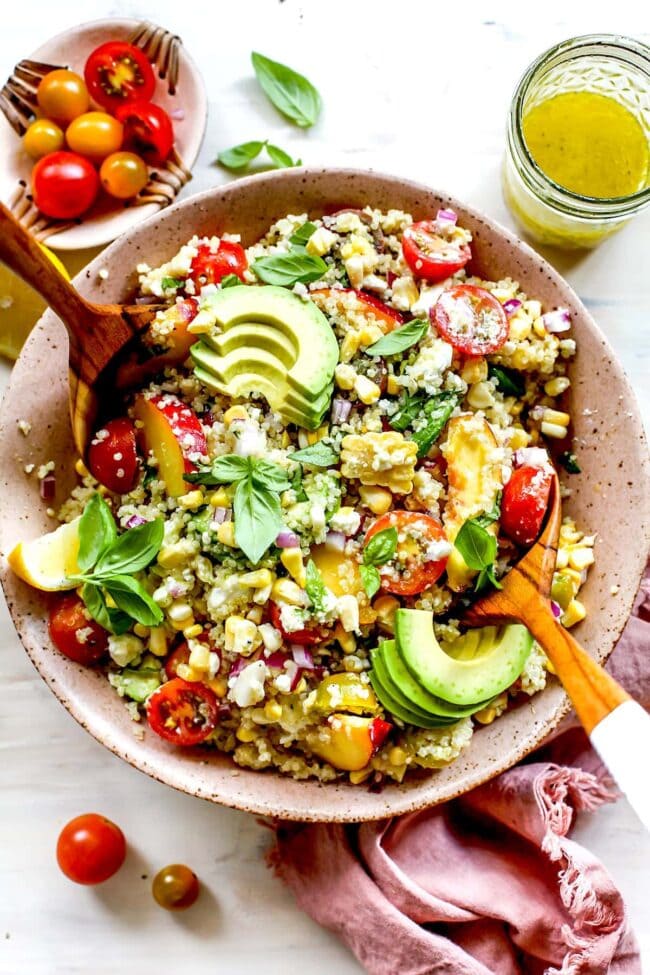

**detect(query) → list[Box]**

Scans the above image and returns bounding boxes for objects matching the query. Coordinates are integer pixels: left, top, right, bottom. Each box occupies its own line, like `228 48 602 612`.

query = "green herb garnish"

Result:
305 559 328 612
220 274 243 289
161 276 183 291
559 451 581 474
289 442 339 467
251 52 322 128
366 319 429 357
290 221 318 246
390 391 460 457
217 139 301 172
360 527 398 598
453 516 502 593
488 364 525 397
266 144 301 168
252 248 327 287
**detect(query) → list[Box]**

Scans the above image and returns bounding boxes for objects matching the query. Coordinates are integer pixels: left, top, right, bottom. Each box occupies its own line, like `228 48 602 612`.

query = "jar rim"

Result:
509 33 650 216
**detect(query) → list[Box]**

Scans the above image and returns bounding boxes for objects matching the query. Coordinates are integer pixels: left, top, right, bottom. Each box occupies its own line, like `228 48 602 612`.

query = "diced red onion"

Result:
169 108 185 121
40 472 56 501
217 702 232 720
331 397 352 424
264 651 289 669
167 580 185 599
291 645 315 669
211 506 228 525
551 601 562 619
541 308 571 333
324 531 346 552
228 656 248 678
201 410 215 427
126 514 146 528
276 529 300 548
134 294 161 305
503 298 522 317
289 663 303 691
435 208 457 227
513 447 550 469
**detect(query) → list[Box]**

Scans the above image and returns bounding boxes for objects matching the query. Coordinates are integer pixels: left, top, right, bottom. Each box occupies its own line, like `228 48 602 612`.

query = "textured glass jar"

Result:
503 35 650 248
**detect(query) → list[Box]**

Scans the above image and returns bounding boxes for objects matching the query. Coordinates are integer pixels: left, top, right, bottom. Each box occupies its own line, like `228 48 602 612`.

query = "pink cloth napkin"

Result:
273 570 650 975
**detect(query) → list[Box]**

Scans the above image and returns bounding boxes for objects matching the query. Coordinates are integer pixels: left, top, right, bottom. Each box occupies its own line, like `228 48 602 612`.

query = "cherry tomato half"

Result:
365 511 449 596
146 678 219 746
402 220 471 282
431 284 508 356
37 69 89 125
23 118 64 159
48 593 109 665
100 151 149 199
311 287 404 334
32 151 99 220
87 417 139 493
152 864 200 910
116 101 173 165
268 601 329 647
84 41 155 112
369 717 393 750
188 241 248 289
164 641 192 681
65 112 123 163
56 813 126 885
501 465 554 547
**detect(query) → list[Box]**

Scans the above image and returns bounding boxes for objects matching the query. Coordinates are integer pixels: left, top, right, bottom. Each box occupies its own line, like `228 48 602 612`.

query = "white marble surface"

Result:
1 1 649 972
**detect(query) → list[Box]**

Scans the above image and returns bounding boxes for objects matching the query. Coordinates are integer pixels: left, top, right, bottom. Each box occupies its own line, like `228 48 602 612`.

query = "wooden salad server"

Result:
462 474 650 830
0 201 164 457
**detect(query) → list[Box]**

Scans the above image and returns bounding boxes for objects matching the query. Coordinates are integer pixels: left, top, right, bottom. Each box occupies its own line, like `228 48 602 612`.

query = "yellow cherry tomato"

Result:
66 112 123 163
100 151 148 199
36 69 89 125
23 118 65 159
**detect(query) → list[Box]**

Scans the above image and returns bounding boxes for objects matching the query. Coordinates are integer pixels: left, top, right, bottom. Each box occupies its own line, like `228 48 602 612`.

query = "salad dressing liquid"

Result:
522 91 649 199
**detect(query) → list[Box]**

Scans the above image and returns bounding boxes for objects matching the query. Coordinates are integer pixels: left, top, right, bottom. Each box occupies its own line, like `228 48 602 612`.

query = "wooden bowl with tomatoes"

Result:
0 168 648 822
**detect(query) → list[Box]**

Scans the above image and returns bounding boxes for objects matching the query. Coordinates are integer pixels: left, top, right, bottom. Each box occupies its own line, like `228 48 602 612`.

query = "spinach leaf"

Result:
289 442 339 467
488 364 524 397
252 249 327 287
217 140 266 170
363 527 398 567
366 319 429 357
251 52 322 128
77 493 117 572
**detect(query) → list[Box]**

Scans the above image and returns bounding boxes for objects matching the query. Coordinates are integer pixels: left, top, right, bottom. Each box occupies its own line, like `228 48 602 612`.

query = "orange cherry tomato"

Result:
364 511 449 596
48 593 109 665
152 864 200 910
65 112 123 163
32 150 99 220
99 151 149 199
23 118 64 159
56 813 126 885
37 69 89 125
146 678 219 746
87 417 139 493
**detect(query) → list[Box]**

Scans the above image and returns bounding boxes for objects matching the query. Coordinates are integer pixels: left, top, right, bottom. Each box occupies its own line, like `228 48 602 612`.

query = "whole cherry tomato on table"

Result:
84 41 155 112
100 151 149 200
146 678 219 746
402 220 471 282
365 511 449 596
37 69 89 125
501 465 554 547
188 241 248 289
65 111 123 163
48 593 109 665
32 151 99 220
116 101 174 165
152 864 200 910
431 284 509 356
56 813 126 885
87 416 139 493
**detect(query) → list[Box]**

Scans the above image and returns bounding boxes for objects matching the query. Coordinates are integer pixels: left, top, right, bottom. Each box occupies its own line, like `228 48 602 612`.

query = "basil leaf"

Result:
267 144 301 169
103 575 164 627
93 519 164 577
251 52 322 128
233 478 282 564
217 140 266 170
290 221 318 246
366 319 429 357
81 582 131 635
305 559 327 612
143 465 157 488
360 564 381 600
453 518 497 571
389 394 424 432
559 451 581 474
252 249 327 287
251 458 292 492
409 392 460 457
476 564 503 592
474 492 502 529
161 276 183 291
77 493 117 572
186 454 250 486
488 364 524 397
289 442 339 467
363 527 398 567
221 274 243 289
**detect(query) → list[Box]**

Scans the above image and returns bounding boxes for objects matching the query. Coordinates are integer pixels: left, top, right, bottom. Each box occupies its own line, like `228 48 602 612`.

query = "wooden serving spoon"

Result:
462 473 650 829
0 201 164 457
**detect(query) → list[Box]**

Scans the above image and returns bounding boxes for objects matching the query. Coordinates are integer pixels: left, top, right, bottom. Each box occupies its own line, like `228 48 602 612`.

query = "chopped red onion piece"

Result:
291 645 315 669
40 472 56 501
134 294 161 305
502 298 522 317
228 656 248 678
264 651 289 669
126 514 146 528
331 397 352 424
217 702 232 721
170 108 185 120
324 531 346 552
435 208 457 227
167 580 185 599
211 506 228 525
541 308 571 333
551 601 562 619
276 529 300 548
289 663 303 691
513 447 550 469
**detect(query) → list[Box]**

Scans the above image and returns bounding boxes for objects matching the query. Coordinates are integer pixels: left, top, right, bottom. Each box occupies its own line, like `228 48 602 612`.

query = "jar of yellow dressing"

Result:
503 35 650 248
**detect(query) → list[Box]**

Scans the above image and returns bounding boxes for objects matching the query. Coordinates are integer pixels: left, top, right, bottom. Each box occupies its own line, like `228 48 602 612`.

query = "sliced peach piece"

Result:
310 543 363 598
116 300 198 389
307 714 376 771
133 393 207 497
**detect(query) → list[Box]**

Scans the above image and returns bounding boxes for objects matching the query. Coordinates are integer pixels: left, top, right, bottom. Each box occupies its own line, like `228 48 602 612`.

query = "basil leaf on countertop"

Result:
77 493 117 572
267 144 301 168
289 442 339 467
366 319 429 357
252 248 327 287
488 364 525 397
363 527 398 567
360 564 381 600
217 140 266 171
251 52 322 128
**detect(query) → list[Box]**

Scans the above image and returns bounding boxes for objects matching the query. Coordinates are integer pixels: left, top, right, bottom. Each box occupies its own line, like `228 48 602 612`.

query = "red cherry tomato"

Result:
268 601 329 646
188 241 248 289
146 678 218 746
84 41 155 112
164 641 192 680
48 593 109 665
311 287 404 334
87 417 139 494
31 151 99 220
115 100 173 164
431 284 508 356
402 220 471 282
365 511 449 596
369 717 393 750
56 813 126 885
501 465 554 547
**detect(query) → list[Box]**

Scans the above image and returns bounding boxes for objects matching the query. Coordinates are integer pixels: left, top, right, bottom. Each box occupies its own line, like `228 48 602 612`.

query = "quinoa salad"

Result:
10 205 595 786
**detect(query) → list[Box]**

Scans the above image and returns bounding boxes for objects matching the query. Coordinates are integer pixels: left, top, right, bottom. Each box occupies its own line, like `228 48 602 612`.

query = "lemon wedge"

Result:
7 517 81 591
0 244 70 361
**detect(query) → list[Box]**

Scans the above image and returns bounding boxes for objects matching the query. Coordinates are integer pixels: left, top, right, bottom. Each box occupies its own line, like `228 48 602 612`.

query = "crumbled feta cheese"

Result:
229 660 269 707
108 634 144 668
425 538 452 561
329 507 361 535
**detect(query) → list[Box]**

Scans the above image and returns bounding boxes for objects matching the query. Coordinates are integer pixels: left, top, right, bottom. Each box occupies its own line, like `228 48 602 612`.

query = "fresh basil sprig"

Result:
70 494 164 634
252 248 327 287
360 526 398 599
488 363 524 397
251 52 322 128
474 492 502 529
217 139 301 172
453 516 502 593
305 559 328 613
366 319 429 357
289 442 339 467
390 391 460 457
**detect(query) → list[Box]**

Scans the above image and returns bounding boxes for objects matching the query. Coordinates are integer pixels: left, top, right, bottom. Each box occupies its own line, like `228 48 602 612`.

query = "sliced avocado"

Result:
370 648 456 728
381 638 490 718
395 609 533 706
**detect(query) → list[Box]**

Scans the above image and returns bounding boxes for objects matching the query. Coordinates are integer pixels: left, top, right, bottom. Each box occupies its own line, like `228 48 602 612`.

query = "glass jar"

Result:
503 34 650 248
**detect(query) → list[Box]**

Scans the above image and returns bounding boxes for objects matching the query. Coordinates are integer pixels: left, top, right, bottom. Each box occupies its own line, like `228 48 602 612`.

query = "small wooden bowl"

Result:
0 18 206 250
1 168 648 822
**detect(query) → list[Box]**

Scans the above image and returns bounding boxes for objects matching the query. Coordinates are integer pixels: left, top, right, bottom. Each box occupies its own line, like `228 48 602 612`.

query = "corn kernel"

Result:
264 699 283 721
189 642 211 671
236 725 258 743
280 431 291 448
178 489 204 510
280 548 306 587
555 548 569 570
259 622 282 651
475 706 497 725
177 663 201 682
508 314 532 341
335 363 357 391
467 381 495 410
340 331 361 362
217 521 237 547
75 458 90 478
334 621 357 654
168 602 193 623
209 487 230 507
532 317 547 338
359 484 392 515
225 616 261 655
541 421 568 439
561 599 587 628
253 583 273 606
542 408 570 426
340 233 373 259
373 594 399 633
349 769 372 784
170 616 195 632
239 568 274 589
544 376 571 397
183 623 203 640
509 426 531 450
246 605 264 623
305 226 337 256
568 547 595 572
271 578 306 606
386 374 400 395
294 677 308 694
390 275 419 311
388 746 407 766
157 545 188 569
149 626 168 657
224 405 248 424
133 623 149 638
460 357 488 384
208 677 227 698
358 324 383 346
355 374 381 405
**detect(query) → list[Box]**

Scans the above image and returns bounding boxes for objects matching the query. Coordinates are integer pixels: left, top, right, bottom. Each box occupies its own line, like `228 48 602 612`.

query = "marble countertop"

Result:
0 1 648 971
